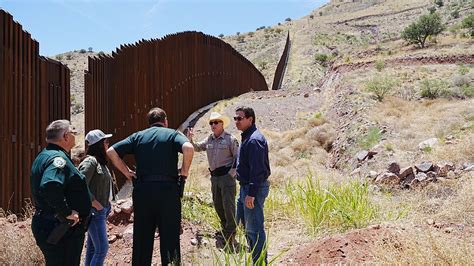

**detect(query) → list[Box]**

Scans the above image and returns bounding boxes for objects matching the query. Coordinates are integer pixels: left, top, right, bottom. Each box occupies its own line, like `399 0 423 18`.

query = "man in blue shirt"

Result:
234 106 270 264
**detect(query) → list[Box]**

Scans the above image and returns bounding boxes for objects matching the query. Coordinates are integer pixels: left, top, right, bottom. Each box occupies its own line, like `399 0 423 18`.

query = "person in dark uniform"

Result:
107 107 194 265
30 119 92 266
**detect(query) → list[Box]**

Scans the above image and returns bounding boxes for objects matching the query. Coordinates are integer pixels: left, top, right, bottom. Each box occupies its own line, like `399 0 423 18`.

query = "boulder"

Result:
437 162 455 177
415 172 428 182
415 162 433 173
387 161 400 175
399 166 414 179
375 172 400 185
356 150 369 161
6 214 17 223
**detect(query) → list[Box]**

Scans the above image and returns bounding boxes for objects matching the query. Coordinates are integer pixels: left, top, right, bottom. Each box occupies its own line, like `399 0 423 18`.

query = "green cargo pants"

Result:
211 173 237 238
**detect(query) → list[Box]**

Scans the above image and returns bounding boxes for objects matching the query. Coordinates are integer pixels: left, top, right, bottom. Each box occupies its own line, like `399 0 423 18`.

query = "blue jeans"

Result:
85 206 110 266
236 180 269 264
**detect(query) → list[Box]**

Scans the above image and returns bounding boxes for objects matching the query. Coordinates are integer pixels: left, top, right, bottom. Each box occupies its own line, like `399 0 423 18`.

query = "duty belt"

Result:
138 174 177 182
209 166 231 177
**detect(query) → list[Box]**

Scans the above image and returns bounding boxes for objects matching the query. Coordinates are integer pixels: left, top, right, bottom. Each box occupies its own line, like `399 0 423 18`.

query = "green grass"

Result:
182 193 220 231
358 127 383 150
285 175 378 234
364 76 399 101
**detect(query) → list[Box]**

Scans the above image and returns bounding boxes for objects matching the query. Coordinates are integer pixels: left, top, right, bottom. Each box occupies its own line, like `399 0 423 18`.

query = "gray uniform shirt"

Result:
193 131 239 171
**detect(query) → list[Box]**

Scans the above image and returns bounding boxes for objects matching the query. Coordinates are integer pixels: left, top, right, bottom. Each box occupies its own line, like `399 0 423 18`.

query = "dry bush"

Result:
0 221 44 264
290 138 307 152
374 227 474 265
305 123 335 152
432 132 474 165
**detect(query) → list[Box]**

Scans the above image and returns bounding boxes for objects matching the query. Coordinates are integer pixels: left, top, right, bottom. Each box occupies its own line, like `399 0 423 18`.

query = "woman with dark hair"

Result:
79 129 115 266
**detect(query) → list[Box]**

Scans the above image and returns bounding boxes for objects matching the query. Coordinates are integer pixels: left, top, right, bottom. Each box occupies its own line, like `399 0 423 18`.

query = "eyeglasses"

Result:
209 121 222 126
233 116 245 121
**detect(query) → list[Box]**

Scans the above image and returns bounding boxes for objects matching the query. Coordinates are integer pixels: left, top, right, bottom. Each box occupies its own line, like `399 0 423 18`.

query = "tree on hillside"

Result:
462 13 474 36
401 13 444 48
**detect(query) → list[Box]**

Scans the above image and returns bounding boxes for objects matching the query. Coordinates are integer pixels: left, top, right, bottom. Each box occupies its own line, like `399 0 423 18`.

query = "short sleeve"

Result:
112 133 137 158
40 157 68 188
174 131 189 153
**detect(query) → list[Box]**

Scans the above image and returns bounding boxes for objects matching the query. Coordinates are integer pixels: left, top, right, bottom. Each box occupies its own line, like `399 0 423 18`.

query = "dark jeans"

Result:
132 181 181 265
236 179 270 265
85 205 111 266
211 173 237 238
31 214 86 266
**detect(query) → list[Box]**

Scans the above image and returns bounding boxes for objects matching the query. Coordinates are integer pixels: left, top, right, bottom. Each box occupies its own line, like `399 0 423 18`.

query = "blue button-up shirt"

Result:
236 124 271 197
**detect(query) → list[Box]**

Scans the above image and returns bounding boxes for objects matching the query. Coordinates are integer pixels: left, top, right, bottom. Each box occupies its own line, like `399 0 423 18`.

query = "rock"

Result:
303 93 309 98
190 238 199 246
116 233 123 239
447 171 456 179
415 162 433 173
202 239 210 246
462 162 474 171
445 140 454 145
401 173 416 188
461 122 473 130
426 219 435 225
367 150 378 159
444 227 454 233
6 214 17 223
387 161 400 175
122 224 134 240
399 167 414 179
18 224 26 229
427 171 437 180
356 150 369 161
121 200 133 214
445 135 454 141
375 172 400 185
368 171 378 178
108 234 117 243
415 172 428 182
418 138 439 150
350 168 361 176
437 162 455 177
314 88 321 93
114 207 122 214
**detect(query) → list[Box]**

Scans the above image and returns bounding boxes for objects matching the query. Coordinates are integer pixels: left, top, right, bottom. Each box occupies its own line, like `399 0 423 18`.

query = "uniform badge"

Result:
53 157 66 169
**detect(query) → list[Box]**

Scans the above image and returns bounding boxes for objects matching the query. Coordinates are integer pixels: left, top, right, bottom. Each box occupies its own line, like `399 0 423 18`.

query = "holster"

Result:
46 215 73 245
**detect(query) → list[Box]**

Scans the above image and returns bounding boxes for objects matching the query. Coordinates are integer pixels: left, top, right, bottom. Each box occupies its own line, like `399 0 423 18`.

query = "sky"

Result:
0 0 327 56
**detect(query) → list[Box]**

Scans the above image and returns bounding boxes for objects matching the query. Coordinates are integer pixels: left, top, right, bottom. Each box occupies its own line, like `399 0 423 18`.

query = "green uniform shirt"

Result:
112 125 189 178
30 143 92 218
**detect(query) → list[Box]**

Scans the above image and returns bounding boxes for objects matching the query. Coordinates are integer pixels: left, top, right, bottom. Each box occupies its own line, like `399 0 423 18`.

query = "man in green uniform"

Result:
107 107 194 265
30 120 92 265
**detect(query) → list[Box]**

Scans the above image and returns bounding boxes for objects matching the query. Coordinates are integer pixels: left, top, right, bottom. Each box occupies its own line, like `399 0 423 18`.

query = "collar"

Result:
212 131 226 140
241 124 257 140
150 123 164 128
46 143 70 158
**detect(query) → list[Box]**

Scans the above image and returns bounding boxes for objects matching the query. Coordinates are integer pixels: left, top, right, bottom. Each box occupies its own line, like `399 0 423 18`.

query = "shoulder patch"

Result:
53 157 66 169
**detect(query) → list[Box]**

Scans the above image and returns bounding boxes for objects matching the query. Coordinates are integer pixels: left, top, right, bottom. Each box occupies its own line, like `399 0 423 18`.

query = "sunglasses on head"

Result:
233 116 245 121
209 120 222 126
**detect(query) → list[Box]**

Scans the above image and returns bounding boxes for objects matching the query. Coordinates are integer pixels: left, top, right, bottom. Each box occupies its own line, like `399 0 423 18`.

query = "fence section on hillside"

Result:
0 10 70 213
272 32 291 90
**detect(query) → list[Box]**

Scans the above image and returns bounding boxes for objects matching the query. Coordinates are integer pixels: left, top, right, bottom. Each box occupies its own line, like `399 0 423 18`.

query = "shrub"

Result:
401 13 444 48
88 47 93 52
218 33 224 38
55 55 63 60
365 76 399 101
66 54 72 60
452 75 471 87
98 51 105 56
286 176 378 232
285 17 291 22
275 28 283 34
434 0 443 7
319 11 323 16
358 127 383 150
428 6 437 14
314 53 333 66
79 49 87 53
419 79 449 99
236 35 245 43
462 13 474 36
460 84 474 98
451 8 460 19
375 60 385 72
458 64 469 75
257 60 267 71
248 32 254 37
309 14 314 19
236 32 240 36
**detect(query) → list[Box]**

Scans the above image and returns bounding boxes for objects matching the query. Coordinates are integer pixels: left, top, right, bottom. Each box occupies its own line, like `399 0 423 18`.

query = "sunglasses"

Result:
209 121 222 126
233 116 245 121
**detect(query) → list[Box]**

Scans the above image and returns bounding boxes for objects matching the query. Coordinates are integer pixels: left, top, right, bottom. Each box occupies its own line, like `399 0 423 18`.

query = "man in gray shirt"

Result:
187 112 239 248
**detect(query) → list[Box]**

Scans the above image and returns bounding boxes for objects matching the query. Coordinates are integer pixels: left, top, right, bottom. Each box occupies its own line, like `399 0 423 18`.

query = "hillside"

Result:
1 0 473 264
